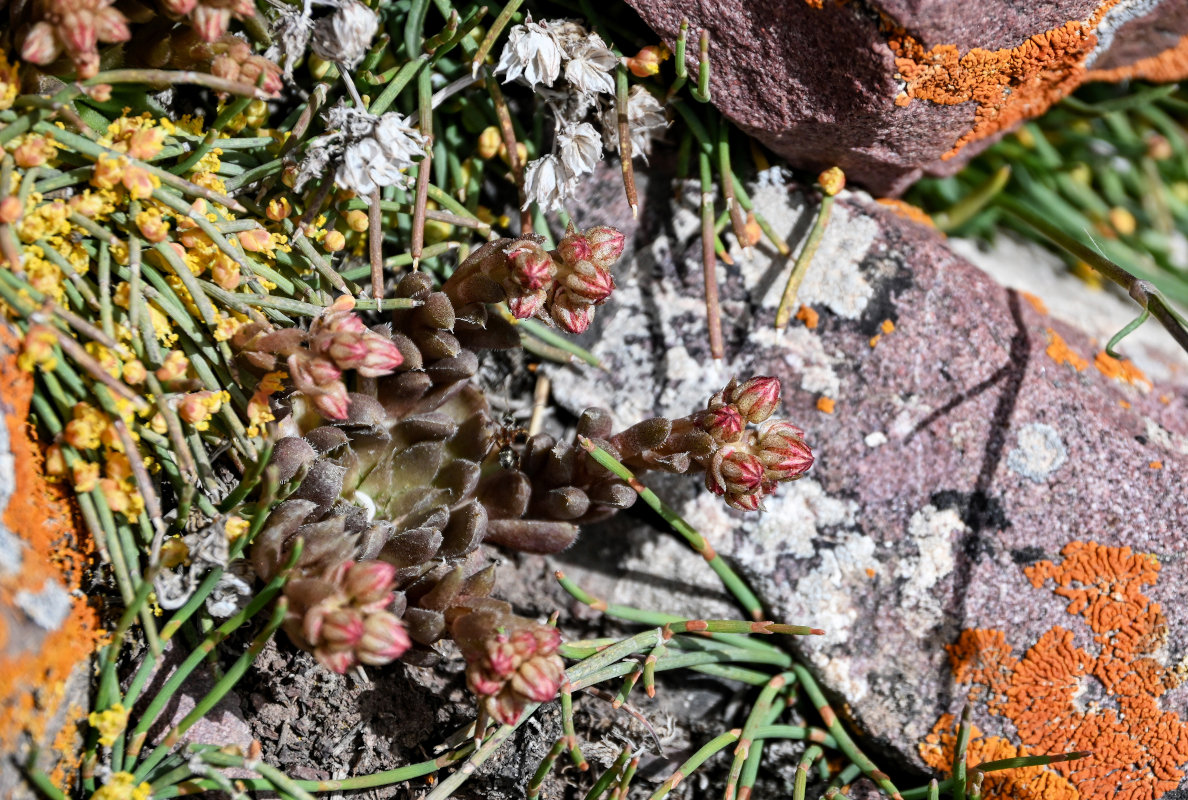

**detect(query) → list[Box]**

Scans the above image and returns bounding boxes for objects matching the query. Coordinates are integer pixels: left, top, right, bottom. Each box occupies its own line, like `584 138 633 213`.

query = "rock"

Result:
551 173 1188 798
625 0 1188 194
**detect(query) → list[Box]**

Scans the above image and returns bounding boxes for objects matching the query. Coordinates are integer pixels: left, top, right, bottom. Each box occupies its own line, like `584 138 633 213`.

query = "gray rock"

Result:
625 0 1188 194
552 173 1188 795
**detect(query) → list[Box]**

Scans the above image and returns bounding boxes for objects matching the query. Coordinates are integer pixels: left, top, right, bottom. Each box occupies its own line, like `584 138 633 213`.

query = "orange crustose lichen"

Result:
1093 350 1152 390
1086 34 1188 84
887 1 1153 159
875 197 936 228
795 304 820 330
1045 329 1088 371
0 325 99 788
922 542 1188 800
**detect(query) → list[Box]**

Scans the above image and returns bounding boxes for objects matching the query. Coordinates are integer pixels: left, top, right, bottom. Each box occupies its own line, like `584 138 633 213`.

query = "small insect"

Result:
488 410 529 470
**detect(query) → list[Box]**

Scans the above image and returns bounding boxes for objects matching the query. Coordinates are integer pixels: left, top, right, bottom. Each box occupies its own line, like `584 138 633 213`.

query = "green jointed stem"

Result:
422 721 524 800
133 597 289 781
723 672 792 800
576 438 764 618
795 745 825 800
650 729 741 800
775 192 834 329
528 739 566 799
933 166 1011 232
791 664 903 800
561 683 589 770
952 706 972 800
585 749 631 800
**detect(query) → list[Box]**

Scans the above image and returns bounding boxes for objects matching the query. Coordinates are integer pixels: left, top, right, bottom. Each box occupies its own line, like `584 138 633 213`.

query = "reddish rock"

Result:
552 174 1188 797
626 0 1188 194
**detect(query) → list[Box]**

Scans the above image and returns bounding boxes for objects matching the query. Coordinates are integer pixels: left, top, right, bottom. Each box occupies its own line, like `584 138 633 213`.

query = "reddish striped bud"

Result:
507 289 546 320
730 376 781 423
718 449 765 494
507 240 556 291
557 226 592 266
564 261 615 305
343 560 397 607
550 289 595 334
583 226 626 271
320 608 365 647
699 405 744 444
357 610 411 665
758 421 814 481
510 654 565 703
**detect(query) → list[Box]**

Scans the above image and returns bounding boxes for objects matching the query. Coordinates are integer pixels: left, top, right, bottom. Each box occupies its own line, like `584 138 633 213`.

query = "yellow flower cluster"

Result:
90 772 151 800
0 50 17 112
87 703 129 747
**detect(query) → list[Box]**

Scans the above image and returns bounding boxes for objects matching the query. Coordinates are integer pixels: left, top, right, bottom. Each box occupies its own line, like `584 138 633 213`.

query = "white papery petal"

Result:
557 122 603 177
495 21 562 89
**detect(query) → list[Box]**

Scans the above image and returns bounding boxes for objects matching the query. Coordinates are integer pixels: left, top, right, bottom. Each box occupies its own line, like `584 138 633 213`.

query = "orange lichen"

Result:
923 542 1188 800
1085 34 1188 84
1093 351 1152 390
1045 329 1088 371
1150 461 1163 470
880 319 895 335
1020 291 1049 316
888 2 1135 158
0 325 99 786
795 304 819 329
876 197 935 227
869 335 881 348
816 396 835 414
1119 400 1130 409
865 567 876 578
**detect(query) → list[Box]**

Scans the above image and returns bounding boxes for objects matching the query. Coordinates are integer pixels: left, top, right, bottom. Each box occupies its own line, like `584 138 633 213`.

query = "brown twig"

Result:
485 74 530 235
616 66 638 218
369 189 383 300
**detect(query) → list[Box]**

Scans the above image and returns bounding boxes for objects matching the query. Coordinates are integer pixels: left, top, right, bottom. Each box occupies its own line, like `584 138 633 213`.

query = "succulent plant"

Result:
248 244 814 676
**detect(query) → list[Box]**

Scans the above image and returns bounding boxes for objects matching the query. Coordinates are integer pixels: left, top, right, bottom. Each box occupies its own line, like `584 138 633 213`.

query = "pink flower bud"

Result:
725 489 764 512
758 421 814 481
550 290 595 334
316 647 356 674
510 654 565 703
730 376 781 423
94 6 131 44
354 334 404 377
718 449 765 494
320 608 365 647
507 289 546 320
357 611 411 665
489 688 524 725
700 405 744 444
193 6 233 41
288 354 343 391
564 261 614 305
343 560 397 606
507 240 556 291
485 638 518 678
583 226 626 270
467 663 504 698
160 0 198 13
61 11 98 57
312 381 351 420
556 227 591 266
21 22 61 65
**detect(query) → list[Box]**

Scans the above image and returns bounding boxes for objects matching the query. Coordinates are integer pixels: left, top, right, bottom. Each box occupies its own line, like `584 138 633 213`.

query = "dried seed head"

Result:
310 0 379 69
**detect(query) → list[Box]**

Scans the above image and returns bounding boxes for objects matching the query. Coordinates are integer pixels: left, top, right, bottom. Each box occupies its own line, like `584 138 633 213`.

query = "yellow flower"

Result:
177 390 228 431
85 342 122 379
155 349 189 382
44 444 67 478
17 325 58 372
225 515 250 542
87 703 129 747
135 207 170 243
72 460 100 493
91 154 126 191
90 771 150 800
105 452 134 482
63 402 109 451
123 359 147 385
99 477 144 519
260 371 287 394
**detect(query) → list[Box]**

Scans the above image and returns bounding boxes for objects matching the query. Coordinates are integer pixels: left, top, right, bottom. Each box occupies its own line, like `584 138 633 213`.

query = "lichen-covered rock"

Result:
626 0 1188 194
552 174 1188 798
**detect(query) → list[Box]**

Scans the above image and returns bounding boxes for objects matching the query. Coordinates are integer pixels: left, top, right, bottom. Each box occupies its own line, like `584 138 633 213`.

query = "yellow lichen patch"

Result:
1086 34 1188 83
1093 351 1152 390
888 2 1130 159
0 326 99 789
922 542 1188 800
1045 329 1088 371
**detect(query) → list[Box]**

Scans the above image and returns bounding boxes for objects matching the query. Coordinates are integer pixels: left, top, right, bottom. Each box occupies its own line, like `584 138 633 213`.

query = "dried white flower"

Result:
557 121 603 177
564 34 617 96
495 19 562 89
374 112 428 163
310 0 379 69
325 101 378 138
207 568 252 618
603 84 668 159
338 138 407 196
523 154 578 213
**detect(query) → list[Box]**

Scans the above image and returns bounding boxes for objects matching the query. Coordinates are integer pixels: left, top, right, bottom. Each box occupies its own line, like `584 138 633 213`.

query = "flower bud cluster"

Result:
232 296 402 420
451 600 566 725
20 0 131 79
695 377 813 511
502 224 625 334
289 560 411 673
